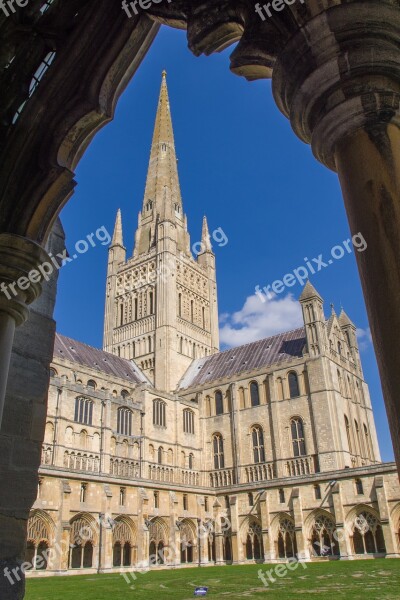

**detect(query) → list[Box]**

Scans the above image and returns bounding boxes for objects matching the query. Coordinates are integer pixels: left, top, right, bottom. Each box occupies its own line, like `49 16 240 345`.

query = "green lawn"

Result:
25 560 400 599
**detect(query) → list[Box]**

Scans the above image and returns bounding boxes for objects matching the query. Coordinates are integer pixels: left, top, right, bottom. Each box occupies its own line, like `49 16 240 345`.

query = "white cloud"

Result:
357 327 372 351
219 293 303 348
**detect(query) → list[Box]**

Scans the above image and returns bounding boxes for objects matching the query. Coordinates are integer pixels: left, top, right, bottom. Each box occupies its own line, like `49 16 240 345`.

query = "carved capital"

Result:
271 2 400 169
0 234 49 325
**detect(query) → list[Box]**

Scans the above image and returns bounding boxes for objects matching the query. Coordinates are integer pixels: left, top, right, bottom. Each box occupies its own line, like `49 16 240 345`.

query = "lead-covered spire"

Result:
142 71 182 220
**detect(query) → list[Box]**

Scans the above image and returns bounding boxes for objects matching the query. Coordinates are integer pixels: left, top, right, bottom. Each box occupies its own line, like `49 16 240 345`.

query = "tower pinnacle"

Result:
111 208 124 247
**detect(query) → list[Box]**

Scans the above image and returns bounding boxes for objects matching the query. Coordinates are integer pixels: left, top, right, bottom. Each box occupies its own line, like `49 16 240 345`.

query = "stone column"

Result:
0 234 48 426
0 229 62 600
291 488 308 560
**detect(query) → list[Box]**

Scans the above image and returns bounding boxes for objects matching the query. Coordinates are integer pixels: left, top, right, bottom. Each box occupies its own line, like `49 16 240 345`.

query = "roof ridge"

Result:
56 332 132 364
215 326 305 357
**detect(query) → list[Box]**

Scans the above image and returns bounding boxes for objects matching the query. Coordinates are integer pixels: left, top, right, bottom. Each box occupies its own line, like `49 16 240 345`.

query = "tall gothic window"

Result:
212 434 224 470
355 420 362 455
183 409 195 434
153 399 166 427
74 397 93 426
250 382 260 406
363 423 372 460
251 425 265 463
178 293 182 317
117 407 132 436
291 417 306 457
215 391 223 415
149 291 154 314
158 447 163 465
355 478 364 495
345 415 353 454
288 372 300 398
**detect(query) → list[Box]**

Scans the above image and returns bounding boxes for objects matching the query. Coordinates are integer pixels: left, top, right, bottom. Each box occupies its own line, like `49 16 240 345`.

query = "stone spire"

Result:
142 70 182 220
200 215 212 253
111 208 124 247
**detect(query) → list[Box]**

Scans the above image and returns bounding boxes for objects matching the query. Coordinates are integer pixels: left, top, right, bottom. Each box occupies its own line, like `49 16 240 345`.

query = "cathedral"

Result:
26 73 400 578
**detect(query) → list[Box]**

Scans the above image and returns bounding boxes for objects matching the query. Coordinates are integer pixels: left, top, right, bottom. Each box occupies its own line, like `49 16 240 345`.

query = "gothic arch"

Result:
304 509 340 558
345 505 386 555
148 517 169 566
179 519 197 564
270 513 297 560
25 510 55 571
69 513 98 569
113 516 137 568
240 516 264 562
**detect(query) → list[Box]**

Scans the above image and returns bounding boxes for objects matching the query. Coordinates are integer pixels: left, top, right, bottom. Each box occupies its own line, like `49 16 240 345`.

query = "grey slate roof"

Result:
54 333 148 385
179 328 307 390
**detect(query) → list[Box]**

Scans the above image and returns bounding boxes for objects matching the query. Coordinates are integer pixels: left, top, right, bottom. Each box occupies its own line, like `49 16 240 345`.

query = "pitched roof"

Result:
53 333 148 385
179 328 306 389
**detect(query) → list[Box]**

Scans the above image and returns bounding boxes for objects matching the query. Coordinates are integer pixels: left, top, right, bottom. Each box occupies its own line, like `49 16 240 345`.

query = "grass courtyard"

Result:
25 559 400 599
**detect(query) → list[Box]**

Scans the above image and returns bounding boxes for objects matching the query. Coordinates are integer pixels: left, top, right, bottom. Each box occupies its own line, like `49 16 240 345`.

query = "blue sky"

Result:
54 26 394 462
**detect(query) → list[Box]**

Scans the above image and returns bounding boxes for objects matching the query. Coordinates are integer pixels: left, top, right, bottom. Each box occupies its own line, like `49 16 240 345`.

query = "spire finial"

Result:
111 208 124 247
162 69 167 79
200 216 212 253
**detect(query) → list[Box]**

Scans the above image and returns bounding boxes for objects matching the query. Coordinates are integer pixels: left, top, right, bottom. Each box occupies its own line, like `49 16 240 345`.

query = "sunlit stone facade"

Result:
28 74 400 578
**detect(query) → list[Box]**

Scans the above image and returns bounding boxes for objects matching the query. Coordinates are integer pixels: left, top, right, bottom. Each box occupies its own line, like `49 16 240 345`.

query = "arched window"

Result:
178 293 182 317
183 409 195 434
251 425 265 463
74 397 93 426
149 291 154 314
288 372 300 398
87 379 96 390
215 391 223 415
344 415 353 454
310 514 339 556
191 300 194 322
291 417 306 457
158 447 163 465
337 370 344 396
363 423 372 460
117 407 132 436
314 484 322 500
338 341 342 355
352 511 386 555
49 367 57 378
248 492 254 506
354 420 361 455
276 517 297 558
188 453 194 470
153 399 166 427
355 478 363 495
279 488 285 504
212 434 224 470
250 382 260 406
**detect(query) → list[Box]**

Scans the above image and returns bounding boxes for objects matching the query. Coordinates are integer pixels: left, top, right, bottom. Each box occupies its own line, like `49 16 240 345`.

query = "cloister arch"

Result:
69 513 98 570
345 505 386 556
112 516 137 568
271 514 297 560
25 510 55 571
304 510 340 558
178 519 197 564
148 517 169 566
240 516 264 562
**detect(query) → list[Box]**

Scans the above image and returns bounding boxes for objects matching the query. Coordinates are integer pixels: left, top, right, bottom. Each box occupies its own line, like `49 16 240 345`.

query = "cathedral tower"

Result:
103 72 219 391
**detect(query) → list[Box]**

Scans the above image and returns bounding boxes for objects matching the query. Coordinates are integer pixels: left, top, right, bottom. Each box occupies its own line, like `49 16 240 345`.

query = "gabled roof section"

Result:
54 333 150 385
179 328 306 390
